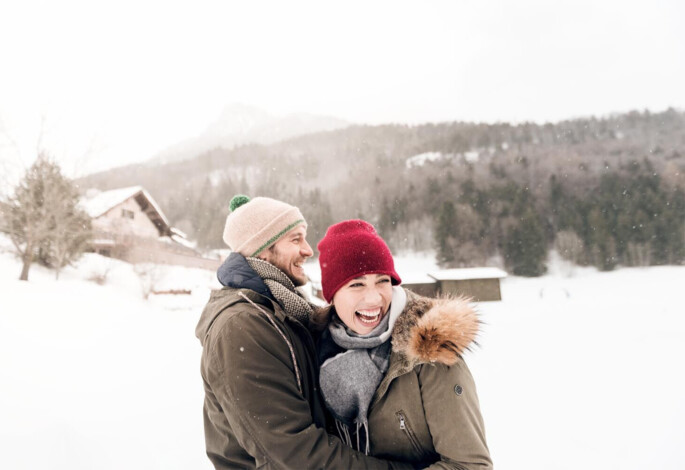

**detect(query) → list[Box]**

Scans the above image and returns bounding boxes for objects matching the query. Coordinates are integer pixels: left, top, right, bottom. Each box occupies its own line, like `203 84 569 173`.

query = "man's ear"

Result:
256 246 273 262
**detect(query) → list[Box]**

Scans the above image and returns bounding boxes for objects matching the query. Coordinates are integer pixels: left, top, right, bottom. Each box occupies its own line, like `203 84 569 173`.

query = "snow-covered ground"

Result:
471 262 685 469
1 240 683 469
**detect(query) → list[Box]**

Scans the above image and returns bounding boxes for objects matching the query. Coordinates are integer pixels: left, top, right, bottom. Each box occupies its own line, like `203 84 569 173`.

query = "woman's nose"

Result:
363 287 382 303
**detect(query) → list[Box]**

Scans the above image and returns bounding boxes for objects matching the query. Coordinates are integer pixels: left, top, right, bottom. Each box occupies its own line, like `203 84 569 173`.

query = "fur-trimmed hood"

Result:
393 289 479 366
369 289 480 406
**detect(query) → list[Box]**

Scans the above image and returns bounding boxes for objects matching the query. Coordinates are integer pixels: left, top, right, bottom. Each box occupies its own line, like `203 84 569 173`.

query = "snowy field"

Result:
1 240 684 469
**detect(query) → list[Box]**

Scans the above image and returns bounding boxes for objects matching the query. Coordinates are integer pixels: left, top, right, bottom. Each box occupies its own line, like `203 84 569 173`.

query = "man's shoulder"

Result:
202 289 302 373
203 288 280 340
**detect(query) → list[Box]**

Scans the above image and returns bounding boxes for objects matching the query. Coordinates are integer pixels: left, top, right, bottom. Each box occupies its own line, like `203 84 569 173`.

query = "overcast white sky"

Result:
1 0 684 179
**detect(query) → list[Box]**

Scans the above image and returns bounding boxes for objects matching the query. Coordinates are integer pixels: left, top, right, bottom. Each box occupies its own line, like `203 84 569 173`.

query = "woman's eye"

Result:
378 278 391 284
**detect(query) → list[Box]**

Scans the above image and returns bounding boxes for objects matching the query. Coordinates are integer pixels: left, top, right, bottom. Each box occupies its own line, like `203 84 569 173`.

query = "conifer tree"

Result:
434 201 457 266
503 208 547 276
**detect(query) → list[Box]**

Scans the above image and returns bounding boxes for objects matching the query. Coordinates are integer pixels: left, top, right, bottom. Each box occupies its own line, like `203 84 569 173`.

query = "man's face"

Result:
258 225 313 286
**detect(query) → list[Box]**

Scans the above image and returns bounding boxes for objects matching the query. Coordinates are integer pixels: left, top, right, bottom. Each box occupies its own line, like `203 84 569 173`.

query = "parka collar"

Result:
217 252 273 301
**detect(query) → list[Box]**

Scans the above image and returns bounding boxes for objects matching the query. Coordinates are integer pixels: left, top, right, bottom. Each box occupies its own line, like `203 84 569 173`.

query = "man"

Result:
196 195 410 469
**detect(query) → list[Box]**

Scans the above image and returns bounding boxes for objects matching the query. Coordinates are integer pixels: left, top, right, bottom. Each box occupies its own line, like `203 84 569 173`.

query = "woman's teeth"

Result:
356 308 381 324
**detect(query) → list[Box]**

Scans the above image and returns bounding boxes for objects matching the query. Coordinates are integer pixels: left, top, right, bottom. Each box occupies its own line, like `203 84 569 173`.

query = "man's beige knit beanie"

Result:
223 195 306 257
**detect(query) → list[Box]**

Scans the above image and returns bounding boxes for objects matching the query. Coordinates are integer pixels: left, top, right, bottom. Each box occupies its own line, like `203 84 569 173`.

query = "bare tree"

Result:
0 154 91 280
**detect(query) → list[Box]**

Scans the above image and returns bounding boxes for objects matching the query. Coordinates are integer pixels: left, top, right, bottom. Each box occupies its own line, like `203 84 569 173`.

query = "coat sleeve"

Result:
418 361 493 470
206 309 412 470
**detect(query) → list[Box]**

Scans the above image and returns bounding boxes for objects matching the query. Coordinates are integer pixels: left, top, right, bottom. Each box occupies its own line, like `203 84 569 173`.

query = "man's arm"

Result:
206 309 411 469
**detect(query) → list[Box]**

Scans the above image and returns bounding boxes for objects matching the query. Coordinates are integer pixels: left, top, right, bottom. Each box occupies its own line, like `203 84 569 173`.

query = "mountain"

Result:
148 103 350 165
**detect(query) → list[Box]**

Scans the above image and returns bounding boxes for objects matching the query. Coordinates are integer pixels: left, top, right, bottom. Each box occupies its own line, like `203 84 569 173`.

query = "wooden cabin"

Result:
80 186 220 270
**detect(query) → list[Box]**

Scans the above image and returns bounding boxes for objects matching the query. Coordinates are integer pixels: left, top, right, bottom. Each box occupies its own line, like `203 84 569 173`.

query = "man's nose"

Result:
301 239 314 257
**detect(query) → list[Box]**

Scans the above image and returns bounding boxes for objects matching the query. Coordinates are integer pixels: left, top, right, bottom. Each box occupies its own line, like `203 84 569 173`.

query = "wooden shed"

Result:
305 262 507 303
400 273 439 297
428 268 507 302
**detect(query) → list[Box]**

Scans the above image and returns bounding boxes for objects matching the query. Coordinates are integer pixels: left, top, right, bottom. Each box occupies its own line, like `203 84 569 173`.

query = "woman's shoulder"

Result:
391 289 480 366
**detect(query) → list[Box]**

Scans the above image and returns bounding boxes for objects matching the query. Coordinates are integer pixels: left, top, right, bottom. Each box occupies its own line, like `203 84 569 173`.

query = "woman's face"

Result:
331 274 393 335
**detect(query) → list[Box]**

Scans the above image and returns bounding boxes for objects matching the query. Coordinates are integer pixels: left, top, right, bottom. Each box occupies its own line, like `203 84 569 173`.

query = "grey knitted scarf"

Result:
319 287 407 454
246 257 314 325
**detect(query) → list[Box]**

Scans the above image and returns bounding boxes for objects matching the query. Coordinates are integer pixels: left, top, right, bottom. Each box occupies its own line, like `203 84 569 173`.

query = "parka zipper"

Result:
396 411 423 455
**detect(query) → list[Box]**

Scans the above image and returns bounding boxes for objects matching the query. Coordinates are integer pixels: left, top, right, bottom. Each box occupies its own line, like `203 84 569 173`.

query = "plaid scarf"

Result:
318 287 407 454
245 257 314 325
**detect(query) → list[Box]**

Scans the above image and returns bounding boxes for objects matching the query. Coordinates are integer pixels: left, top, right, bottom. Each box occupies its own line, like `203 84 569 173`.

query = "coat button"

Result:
454 385 463 396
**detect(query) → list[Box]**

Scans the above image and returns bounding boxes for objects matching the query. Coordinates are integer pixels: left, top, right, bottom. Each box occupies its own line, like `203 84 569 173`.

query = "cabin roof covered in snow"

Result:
80 186 174 237
80 186 144 218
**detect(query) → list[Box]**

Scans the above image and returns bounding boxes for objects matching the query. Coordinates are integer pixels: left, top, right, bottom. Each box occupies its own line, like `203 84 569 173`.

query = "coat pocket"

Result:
395 410 423 456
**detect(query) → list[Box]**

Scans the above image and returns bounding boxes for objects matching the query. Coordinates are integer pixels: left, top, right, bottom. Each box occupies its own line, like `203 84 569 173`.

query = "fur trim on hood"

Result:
392 290 479 366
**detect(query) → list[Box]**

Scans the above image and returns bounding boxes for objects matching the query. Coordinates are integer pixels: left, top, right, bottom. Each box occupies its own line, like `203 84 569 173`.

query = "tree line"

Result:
429 160 684 275
75 108 684 275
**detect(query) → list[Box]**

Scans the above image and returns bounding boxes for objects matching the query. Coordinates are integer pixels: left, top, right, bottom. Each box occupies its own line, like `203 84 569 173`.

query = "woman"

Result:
316 219 492 469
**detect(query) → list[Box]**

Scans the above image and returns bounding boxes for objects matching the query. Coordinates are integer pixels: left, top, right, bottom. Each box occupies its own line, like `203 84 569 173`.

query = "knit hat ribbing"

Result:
223 195 306 257
317 220 401 302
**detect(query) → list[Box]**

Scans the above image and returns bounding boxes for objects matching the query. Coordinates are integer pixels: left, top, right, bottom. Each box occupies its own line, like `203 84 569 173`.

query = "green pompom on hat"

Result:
223 194 306 257
229 194 251 212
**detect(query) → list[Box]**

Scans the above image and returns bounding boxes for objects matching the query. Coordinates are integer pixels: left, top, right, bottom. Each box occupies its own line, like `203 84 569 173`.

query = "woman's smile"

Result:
355 307 384 327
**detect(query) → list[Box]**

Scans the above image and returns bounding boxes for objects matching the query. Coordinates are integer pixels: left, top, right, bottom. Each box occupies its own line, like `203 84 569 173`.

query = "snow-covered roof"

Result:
80 186 173 237
170 227 187 239
428 267 508 281
80 186 143 218
139 188 170 227
400 273 437 285
92 239 116 246
170 234 196 250
406 151 443 169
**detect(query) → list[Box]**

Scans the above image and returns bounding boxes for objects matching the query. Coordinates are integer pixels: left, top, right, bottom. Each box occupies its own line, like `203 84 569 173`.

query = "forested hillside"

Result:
79 108 685 275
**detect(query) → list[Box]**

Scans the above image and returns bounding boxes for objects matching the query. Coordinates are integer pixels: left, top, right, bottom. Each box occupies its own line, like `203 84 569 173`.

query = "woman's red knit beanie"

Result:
317 219 401 302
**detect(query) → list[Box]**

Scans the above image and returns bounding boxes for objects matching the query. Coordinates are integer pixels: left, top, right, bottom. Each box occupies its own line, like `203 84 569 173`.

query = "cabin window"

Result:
121 209 135 220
